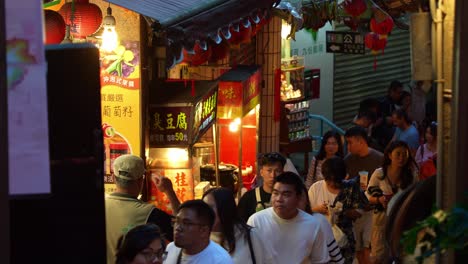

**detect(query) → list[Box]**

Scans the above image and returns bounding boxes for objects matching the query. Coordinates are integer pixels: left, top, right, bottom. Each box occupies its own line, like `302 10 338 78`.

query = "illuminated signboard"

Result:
193 89 217 143
149 106 192 147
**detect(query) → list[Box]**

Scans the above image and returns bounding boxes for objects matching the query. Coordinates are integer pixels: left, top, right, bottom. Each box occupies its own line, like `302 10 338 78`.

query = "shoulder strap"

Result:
176 248 183 264
247 229 256 264
255 187 266 209
312 157 319 182
255 187 261 203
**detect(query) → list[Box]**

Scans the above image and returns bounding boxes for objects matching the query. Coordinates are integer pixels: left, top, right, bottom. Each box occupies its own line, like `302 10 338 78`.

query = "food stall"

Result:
217 65 262 196
147 80 219 213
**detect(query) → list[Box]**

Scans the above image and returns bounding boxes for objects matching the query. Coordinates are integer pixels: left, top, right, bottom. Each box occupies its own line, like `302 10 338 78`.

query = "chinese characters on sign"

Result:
291 43 324 57
193 90 217 141
326 31 365 54
102 75 138 88
150 169 194 215
149 106 191 146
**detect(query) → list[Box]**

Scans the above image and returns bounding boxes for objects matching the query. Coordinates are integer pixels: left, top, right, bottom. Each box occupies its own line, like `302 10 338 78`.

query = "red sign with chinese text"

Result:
149 169 193 215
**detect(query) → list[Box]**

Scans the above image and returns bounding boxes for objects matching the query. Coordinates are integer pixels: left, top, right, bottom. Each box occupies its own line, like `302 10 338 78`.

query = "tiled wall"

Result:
256 17 281 154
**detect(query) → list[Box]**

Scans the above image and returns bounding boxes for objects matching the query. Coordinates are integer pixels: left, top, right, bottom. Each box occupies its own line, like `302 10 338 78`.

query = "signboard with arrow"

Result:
326 31 365 54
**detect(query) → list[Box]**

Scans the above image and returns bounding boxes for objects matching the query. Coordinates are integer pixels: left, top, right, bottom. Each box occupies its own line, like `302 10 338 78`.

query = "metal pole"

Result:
213 122 220 187
238 118 244 199
0 0 10 261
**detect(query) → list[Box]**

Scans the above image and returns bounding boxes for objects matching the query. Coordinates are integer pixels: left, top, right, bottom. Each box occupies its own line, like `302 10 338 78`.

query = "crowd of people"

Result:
105 80 437 264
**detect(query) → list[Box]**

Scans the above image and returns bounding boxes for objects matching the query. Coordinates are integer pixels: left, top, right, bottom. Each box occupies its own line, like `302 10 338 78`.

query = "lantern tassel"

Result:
373 56 377 71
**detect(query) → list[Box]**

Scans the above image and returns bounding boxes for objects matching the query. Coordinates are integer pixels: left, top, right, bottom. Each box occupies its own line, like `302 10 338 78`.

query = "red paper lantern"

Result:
228 23 252 47
209 40 230 63
344 0 367 17
343 16 359 31
44 10 66 44
365 32 387 53
183 43 212 66
59 0 102 39
370 16 394 37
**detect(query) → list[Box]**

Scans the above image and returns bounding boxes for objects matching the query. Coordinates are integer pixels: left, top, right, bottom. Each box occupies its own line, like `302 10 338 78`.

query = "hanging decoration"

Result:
209 40 230 63
182 42 212 67
302 1 336 32
44 10 66 44
370 15 394 37
364 32 387 70
227 21 252 49
59 0 102 39
343 0 367 17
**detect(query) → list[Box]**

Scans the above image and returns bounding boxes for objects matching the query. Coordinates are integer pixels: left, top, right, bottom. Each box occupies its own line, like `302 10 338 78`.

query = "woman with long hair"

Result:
366 141 418 263
115 224 167 264
202 187 269 264
415 122 437 180
305 130 344 189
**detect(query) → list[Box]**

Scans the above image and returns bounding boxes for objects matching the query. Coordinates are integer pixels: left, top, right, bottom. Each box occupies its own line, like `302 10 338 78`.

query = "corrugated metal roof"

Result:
105 0 223 26
333 25 412 128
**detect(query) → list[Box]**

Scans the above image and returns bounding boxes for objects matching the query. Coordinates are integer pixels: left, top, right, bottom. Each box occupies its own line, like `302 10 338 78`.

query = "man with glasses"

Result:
237 152 286 222
165 200 233 263
106 154 180 264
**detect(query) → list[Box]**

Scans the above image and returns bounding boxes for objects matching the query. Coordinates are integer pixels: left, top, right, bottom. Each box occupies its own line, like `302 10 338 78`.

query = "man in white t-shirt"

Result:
164 200 233 264
247 172 330 264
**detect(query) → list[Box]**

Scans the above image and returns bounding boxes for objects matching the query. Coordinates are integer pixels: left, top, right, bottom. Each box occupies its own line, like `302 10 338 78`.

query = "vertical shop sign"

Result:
7 0 51 195
193 89 217 142
243 69 261 115
218 81 243 118
149 106 192 147
100 41 141 194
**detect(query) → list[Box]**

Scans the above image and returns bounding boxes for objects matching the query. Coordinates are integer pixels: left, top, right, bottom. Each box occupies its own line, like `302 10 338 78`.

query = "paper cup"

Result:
359 171 368 186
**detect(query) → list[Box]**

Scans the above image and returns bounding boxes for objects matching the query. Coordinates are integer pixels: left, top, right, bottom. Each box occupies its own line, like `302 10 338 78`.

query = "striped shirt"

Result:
312 213 345 264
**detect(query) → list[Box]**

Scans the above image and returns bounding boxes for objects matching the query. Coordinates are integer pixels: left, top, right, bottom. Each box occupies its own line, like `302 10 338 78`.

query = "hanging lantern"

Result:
59 0 102 39
343 0 367 17
365 32 387 53
365 32 388 70
182 42 212 66
209 40 230 63
228 23 252 49
44 10 66 45
370 16 394 37
343 16 359 31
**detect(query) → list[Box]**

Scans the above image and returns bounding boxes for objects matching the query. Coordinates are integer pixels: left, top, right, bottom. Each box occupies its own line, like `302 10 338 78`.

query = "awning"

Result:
105 0 279 47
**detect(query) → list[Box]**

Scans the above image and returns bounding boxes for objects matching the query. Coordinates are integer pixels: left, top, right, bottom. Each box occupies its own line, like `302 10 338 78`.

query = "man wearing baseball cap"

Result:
105 154 180 264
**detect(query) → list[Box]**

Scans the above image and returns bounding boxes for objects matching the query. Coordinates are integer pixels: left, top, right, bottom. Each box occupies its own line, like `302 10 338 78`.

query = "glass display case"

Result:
280 56 305 102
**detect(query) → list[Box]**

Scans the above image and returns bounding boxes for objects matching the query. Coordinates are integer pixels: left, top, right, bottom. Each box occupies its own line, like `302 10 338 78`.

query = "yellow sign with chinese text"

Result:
101 41 141 193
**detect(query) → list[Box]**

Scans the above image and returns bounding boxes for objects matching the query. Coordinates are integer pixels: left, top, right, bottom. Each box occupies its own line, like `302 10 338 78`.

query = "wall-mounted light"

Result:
228 118 241 132
101 4 118 52
281 20 292 40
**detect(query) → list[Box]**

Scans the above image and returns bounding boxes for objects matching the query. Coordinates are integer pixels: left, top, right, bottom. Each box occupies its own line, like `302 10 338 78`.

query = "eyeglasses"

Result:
140 248 167 263
171 218 206 229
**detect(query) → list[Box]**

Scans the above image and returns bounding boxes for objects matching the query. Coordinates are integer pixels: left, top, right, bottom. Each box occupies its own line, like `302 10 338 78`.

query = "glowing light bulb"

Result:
101 26 118 52
281 22 291 40
229 121 239 132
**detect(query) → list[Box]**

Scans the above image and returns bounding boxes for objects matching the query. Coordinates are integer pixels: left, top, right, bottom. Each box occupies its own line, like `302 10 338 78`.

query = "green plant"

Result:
401 204 468 264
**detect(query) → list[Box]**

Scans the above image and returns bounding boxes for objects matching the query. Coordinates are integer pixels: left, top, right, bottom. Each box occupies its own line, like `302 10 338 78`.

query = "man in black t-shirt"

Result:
237 152 286 222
